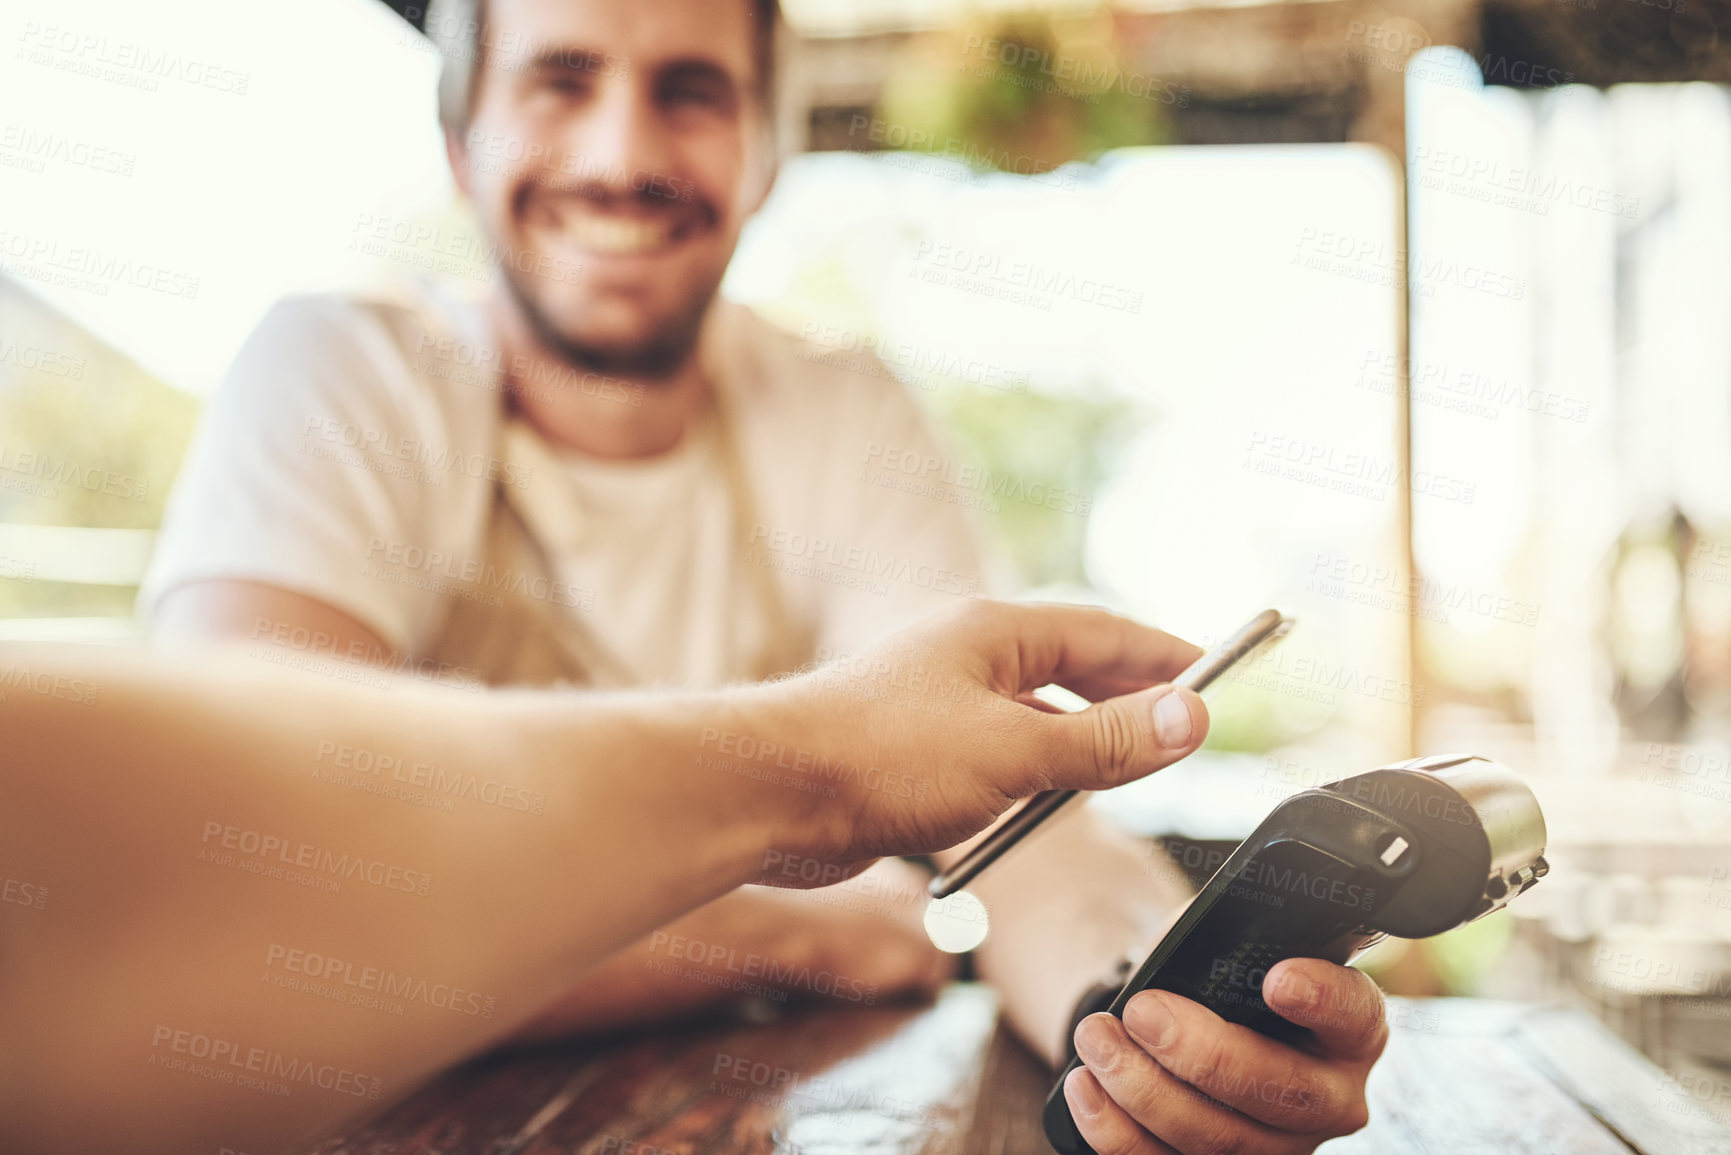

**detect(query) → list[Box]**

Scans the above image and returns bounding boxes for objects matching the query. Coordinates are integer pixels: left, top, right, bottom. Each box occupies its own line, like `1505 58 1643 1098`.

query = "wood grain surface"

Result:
298 988 1731 1155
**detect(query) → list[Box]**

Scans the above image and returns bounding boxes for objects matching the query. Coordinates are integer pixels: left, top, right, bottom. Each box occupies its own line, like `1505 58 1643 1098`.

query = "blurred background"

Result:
4 0 1731 1110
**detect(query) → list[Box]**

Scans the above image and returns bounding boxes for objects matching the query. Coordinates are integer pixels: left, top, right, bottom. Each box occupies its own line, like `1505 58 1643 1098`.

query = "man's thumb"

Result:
1050 685 1208 789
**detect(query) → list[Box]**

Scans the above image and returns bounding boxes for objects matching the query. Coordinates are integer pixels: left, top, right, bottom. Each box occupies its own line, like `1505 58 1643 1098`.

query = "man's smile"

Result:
524 193 708 260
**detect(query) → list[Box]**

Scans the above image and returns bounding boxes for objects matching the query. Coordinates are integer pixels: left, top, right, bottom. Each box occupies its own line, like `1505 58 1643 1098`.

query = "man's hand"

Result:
1064 958 1385 1154
510 859 954 1042
762 601 1209 870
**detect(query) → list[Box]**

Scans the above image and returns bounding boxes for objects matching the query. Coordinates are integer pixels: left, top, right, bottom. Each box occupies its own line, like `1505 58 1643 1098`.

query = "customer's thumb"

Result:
1042 685 1209 791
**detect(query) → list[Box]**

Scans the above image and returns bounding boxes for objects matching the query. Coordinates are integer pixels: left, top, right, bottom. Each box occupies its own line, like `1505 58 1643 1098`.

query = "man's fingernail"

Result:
1074 1014 1122 1073
1124 992 1177 1049
1154 691 1192 747
1066 1066 1107 1116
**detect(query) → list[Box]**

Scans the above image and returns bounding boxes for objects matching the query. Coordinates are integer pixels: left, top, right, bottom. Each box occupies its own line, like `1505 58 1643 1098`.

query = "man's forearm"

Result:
0 602 1213 1152
0 645 785 1154
511 859 954 1042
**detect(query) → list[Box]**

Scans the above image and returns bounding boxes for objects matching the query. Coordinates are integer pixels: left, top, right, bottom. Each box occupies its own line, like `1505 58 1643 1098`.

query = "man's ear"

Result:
444 127 473 199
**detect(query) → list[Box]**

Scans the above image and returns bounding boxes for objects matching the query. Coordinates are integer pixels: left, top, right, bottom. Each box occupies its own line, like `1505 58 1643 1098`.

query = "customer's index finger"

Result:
1001 602 1203 701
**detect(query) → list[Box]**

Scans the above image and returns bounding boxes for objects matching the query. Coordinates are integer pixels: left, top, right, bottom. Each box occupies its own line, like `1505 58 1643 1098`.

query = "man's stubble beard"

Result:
497 256 720 383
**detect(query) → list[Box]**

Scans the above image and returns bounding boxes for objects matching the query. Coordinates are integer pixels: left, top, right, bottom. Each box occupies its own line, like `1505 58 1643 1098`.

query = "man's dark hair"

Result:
425 0 780 134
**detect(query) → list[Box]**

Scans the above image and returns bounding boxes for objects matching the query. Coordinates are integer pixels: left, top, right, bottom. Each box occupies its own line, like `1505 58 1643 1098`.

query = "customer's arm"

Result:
156 578 965 1033
0 600 1206 1155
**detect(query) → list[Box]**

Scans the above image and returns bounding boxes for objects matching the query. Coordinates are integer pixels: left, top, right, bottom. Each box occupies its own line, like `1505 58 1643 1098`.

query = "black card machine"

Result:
1043 754 1549 1154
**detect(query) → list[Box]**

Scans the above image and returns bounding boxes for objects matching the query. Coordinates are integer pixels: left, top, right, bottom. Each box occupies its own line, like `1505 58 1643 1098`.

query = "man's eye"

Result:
659 74 734 112
545 74 593 97
664 83 717 106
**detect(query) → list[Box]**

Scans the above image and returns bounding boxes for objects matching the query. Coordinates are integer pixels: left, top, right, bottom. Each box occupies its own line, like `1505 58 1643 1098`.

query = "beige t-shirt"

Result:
141 281 989 689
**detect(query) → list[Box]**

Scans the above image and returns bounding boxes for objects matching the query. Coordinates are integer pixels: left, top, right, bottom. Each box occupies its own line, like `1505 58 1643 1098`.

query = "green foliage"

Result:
0 365 196 531
878 8 1169 174
0 281 200 617
1427 908 1516 994
926 382 1136 588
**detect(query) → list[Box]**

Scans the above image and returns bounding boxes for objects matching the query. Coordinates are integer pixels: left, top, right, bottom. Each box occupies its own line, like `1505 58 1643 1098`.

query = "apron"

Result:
428 392 809 690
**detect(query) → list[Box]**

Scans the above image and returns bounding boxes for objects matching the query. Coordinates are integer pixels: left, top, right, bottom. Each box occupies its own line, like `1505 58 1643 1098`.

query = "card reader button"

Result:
1373 832 1414 871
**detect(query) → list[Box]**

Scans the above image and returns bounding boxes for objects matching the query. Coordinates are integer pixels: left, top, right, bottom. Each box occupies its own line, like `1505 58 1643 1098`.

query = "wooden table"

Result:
299 986 1731 1154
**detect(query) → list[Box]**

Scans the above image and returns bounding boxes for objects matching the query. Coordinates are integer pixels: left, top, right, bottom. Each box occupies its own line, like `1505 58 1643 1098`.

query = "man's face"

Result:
452 0 769 377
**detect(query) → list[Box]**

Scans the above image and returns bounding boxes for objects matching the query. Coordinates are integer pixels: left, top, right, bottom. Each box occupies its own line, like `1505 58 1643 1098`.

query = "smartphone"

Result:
926 608 1293 900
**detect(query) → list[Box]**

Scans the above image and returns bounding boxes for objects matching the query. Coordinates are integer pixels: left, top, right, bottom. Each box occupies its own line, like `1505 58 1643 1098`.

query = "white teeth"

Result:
555 209 677 255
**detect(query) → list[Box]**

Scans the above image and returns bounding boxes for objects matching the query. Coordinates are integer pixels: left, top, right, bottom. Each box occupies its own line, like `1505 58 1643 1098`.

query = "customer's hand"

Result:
751 600 1209 871
509 859 954 1041
1064 958 1386 1153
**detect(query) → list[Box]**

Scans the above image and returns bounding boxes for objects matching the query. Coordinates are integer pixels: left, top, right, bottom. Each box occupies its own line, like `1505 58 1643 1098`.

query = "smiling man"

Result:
140 0 1384 1149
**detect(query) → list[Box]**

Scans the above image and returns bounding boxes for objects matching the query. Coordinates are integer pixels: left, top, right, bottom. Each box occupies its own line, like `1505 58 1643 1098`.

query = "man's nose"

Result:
564 82 675 198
